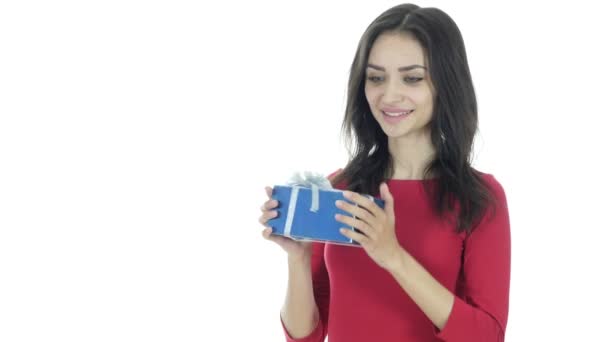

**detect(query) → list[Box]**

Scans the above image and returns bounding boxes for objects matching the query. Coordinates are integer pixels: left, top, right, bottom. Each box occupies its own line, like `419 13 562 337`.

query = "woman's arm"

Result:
280 242 330 342
280 254 320 338
386 249 455 330
387 175 511 341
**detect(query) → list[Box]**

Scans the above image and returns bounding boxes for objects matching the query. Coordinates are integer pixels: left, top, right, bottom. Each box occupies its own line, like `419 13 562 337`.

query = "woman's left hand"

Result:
335 182 403 271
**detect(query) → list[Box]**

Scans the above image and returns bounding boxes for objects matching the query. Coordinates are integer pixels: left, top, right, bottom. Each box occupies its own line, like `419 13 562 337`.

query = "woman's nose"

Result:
383 80 405 102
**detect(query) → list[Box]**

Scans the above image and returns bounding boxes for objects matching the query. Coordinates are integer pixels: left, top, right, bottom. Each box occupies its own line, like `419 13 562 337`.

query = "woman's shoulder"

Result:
474 169 508 204
327 168 343 180
327 168 343 183
326 168 347 190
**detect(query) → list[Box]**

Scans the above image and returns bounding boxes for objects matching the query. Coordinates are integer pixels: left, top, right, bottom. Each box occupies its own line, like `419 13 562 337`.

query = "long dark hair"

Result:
331 4 496 234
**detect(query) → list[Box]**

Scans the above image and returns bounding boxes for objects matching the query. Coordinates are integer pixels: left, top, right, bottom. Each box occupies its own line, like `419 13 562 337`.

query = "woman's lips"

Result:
382 110 413 124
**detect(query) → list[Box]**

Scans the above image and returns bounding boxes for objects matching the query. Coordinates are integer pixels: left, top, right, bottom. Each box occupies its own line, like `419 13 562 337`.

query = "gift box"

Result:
268 174 384 246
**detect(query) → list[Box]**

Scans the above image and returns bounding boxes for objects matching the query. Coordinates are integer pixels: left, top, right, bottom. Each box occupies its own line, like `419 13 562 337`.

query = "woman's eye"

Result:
404 77 423 83
366 76 422 84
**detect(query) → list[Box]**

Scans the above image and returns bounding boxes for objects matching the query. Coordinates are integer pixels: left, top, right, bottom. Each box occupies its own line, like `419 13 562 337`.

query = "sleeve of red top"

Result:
281 242 330 342
436 174 511 341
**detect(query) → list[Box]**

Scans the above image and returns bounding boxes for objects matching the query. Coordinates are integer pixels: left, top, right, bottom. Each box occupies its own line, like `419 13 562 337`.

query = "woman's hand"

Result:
335 182 403 271
259 186 312 260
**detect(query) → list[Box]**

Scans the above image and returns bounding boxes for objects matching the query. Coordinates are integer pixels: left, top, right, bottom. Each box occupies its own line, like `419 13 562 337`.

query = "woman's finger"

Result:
258 210 278 225
265 186 273 198
261 227 273 239
260 199 278 211
335 214 374 238
339 227 371 247
342 191 383 218
336 200 375 226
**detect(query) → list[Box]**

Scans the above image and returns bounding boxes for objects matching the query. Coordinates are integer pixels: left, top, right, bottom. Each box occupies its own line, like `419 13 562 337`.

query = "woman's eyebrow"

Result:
367 63 427 71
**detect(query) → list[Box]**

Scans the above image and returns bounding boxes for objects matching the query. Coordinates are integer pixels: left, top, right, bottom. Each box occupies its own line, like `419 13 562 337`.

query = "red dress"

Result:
280 172 511 341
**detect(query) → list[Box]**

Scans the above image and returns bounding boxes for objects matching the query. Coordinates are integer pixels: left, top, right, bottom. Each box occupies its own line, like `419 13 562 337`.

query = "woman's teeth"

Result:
382 110 413 117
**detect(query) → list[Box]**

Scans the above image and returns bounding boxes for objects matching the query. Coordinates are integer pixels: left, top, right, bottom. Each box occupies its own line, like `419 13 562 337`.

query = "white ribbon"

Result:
284 186 300 238
310 184 320 212
284 185 323 238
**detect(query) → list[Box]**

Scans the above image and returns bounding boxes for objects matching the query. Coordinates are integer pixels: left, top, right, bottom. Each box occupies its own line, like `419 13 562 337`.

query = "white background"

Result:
1 0 607 341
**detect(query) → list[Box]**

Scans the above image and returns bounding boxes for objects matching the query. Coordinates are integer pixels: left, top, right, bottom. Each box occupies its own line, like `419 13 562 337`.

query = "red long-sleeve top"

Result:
280 171 511 341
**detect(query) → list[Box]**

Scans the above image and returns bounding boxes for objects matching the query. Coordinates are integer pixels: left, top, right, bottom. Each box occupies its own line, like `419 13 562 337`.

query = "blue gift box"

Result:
268 185 385 246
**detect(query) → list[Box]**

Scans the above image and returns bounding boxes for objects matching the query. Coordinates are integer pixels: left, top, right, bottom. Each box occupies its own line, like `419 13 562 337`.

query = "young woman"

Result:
259 4 510 341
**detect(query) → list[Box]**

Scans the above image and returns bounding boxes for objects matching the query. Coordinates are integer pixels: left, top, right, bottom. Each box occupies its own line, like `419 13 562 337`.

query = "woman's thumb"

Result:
380 182 394 219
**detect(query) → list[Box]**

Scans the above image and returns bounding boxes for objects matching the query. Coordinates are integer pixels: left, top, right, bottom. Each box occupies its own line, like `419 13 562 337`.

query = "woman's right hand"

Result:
259 186 312 260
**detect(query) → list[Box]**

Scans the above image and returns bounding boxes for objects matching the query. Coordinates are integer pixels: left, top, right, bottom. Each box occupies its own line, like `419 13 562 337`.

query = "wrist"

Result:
288 252 311 266
386 246 409 274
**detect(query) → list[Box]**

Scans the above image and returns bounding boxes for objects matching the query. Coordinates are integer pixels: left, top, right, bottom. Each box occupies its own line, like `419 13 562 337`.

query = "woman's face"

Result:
364 31 435 139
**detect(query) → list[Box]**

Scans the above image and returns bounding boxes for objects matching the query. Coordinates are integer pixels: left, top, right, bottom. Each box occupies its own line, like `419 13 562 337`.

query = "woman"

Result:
259 4 510 341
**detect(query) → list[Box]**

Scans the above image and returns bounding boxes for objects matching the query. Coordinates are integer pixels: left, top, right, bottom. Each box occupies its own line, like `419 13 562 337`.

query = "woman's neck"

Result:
388 130 436 180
